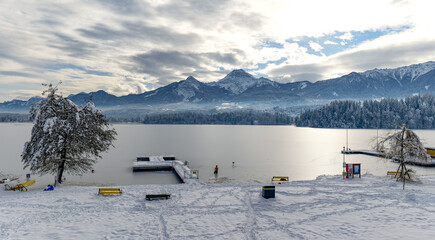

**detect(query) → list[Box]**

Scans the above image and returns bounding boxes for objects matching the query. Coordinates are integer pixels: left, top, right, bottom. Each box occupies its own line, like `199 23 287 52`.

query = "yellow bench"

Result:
427 148 435 158
5 179 36 191
272 176 289 182
387 171 401 176
98 188 122 196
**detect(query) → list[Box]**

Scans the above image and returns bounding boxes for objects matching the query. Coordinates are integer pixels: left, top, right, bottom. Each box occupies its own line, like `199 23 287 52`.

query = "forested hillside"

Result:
0 113 28 122
142 111 292 125
295 94 435 129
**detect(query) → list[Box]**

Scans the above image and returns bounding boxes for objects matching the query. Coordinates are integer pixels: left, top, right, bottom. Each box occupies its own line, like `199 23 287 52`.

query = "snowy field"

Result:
2 175 435 239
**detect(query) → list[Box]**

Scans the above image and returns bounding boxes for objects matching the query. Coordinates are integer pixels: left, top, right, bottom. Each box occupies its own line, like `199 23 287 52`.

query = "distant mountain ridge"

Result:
1 61 434 111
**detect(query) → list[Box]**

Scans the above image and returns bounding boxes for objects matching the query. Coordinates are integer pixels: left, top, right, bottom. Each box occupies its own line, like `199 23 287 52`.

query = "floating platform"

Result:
343 147 435 158
341 149 385 157
342 149 435 167
136 155 176 161
391 158 435 167
133 156 201 184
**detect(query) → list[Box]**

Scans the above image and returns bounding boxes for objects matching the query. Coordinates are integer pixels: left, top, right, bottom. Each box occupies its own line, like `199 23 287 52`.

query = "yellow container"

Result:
427 148 435 157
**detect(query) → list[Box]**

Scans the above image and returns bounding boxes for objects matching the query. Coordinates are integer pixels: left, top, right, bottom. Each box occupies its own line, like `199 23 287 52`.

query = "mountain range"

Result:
1 61 434 112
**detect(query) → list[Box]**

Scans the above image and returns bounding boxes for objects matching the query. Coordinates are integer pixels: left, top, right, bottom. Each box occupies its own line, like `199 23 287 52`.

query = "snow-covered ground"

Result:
2 174 435 239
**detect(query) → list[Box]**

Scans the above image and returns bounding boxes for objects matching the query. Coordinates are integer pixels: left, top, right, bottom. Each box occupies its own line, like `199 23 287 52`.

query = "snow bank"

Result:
2 175 435 239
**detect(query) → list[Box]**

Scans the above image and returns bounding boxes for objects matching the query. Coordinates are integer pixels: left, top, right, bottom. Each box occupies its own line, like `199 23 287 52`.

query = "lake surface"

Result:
1 123 435 187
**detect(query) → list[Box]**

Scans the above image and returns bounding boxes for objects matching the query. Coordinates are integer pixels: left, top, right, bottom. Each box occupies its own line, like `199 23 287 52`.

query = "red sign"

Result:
346 164 353 179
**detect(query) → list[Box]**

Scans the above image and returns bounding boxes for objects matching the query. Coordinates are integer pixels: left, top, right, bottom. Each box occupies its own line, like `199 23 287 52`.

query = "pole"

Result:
377 129 379 148
346 128 349 151
401 124 406 190
343 150 345 180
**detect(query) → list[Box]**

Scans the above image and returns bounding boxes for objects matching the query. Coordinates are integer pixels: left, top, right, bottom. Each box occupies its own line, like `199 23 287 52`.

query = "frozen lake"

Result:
1 123 435 187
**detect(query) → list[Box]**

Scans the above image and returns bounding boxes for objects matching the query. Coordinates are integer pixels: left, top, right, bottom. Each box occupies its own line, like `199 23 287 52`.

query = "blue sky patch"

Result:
286 26 411 56
247 57 287 78
254 39 284 49
144 82 160 90
248 25 411 77
255 57 287 71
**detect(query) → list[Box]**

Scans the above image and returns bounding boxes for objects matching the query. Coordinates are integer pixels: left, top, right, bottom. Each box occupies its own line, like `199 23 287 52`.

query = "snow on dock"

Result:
133 156 201 184
342 149 435 167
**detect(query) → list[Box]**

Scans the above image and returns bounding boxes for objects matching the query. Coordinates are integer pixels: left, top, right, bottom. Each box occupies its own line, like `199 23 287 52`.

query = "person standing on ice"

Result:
214 165 219 175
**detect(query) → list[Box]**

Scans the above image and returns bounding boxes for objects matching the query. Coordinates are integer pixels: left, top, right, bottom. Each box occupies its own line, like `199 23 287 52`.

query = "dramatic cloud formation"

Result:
0 0 434 101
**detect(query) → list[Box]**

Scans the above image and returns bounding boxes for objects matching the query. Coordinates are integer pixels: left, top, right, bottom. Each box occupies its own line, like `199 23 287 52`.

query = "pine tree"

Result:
21 84 117 184
377 124 430 189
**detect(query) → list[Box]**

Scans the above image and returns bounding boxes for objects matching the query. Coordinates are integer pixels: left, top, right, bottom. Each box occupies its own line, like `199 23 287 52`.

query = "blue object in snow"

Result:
44 185 54 191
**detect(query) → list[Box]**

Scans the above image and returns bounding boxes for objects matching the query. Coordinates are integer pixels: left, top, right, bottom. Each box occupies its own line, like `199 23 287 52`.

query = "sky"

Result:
0 0 434 102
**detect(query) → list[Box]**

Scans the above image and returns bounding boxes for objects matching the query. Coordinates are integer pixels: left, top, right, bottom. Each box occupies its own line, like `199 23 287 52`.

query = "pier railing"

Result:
184 170 199 179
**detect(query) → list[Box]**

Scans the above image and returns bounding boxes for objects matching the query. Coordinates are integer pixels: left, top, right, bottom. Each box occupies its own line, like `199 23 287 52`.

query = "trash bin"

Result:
262 186 275 199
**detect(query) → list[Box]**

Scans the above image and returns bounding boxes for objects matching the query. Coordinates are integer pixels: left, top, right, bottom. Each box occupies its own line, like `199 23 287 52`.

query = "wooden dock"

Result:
390 158 435 167
133 156 201 184
136 155 176 161
341 149 385 157
342 149 435 167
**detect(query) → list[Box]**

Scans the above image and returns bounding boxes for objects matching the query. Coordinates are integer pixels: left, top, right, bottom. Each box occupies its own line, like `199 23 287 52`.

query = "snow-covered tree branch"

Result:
21 84 117 184
376 124 430 189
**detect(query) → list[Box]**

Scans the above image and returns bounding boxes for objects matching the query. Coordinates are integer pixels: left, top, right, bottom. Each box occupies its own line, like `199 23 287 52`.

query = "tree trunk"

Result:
400 125 406 190
57 149 67 184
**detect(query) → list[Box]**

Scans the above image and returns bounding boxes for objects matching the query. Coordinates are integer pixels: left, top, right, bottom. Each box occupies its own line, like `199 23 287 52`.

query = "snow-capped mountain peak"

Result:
224 69 253 79
175 76 202 100
363 61 435 83
209 69 276 94
180 76 201 89
185 76 199 83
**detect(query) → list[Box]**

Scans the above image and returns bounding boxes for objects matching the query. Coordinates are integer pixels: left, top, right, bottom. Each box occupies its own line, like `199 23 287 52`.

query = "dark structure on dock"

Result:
342 149 435 167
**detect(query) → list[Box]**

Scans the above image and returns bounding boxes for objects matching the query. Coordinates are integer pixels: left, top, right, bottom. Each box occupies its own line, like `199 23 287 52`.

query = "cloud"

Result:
267 63 329 82
153 0 232 29
264 36 435 83
77 21 202 48
331 38 435 71
0 71 37 78
0 0 434 101
46 64 113 77
336 32 353 41
324 40 338 45
126 50 244 85
227 12 266 31
95 0 151 15
48 33 98 58
309 42 323 52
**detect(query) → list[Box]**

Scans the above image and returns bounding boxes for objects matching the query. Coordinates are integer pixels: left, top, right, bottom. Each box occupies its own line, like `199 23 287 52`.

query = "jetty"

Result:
341 149 385 157
342 149 435 167
133 155 201 184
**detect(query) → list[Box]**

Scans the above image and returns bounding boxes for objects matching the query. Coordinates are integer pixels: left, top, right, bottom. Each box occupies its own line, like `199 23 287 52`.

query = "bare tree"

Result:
377 124 430 189
21 84 117 184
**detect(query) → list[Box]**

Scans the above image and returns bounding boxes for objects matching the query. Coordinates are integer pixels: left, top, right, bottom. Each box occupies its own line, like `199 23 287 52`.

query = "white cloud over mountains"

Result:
0 0 434 101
